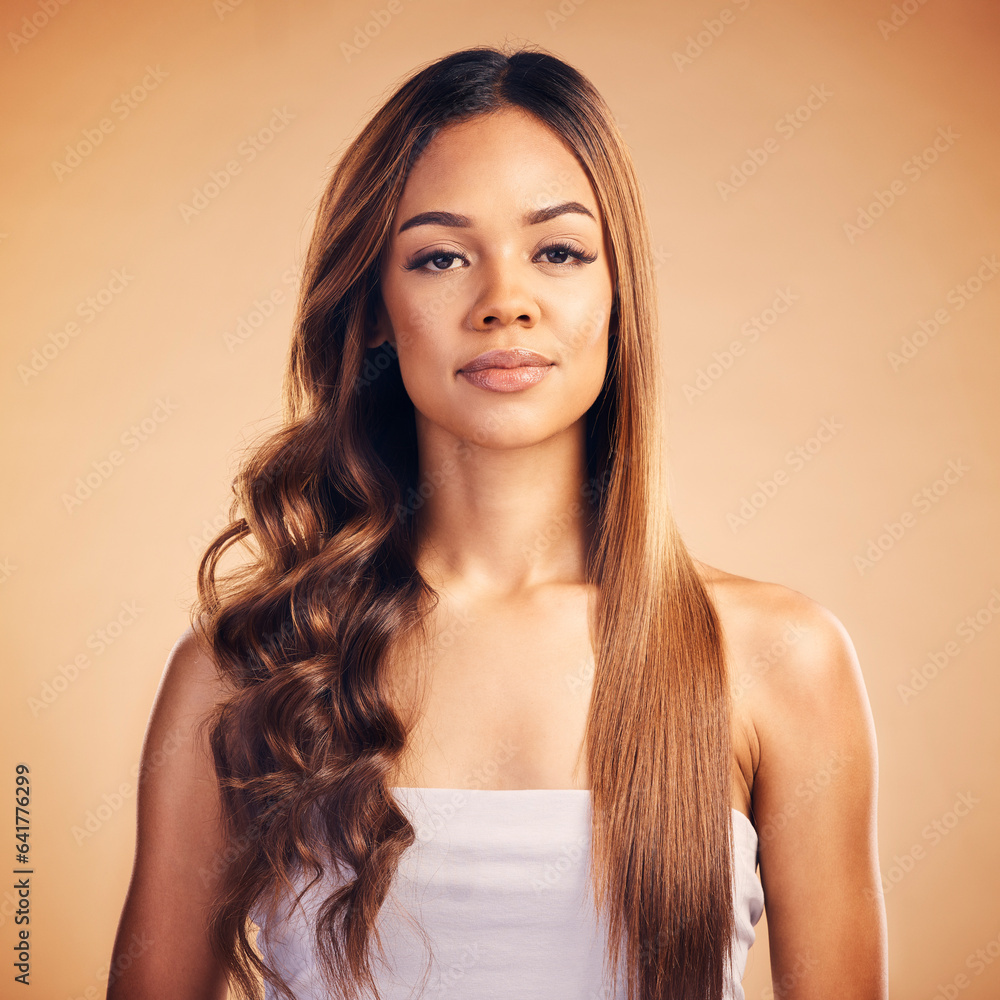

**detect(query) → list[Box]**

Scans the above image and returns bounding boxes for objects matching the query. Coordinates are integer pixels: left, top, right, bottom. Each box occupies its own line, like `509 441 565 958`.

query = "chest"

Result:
383 587 756 812
385 585 597 790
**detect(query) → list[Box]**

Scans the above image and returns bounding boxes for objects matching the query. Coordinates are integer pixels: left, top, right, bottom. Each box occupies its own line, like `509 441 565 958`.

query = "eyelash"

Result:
403 241 599 272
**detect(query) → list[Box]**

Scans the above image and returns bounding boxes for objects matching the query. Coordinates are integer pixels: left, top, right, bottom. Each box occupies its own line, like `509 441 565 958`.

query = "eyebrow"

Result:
396 200 597 235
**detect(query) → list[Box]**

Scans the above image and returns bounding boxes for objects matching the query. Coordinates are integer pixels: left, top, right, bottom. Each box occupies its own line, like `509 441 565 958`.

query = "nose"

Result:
471 258 539 330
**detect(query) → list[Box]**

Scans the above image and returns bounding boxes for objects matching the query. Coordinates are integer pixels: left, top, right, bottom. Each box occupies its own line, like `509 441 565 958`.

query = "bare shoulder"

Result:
106 624 235 999
693 558 861 707
147 625 236 731
692 558 876 808
691 565 887 993
133 624 237 781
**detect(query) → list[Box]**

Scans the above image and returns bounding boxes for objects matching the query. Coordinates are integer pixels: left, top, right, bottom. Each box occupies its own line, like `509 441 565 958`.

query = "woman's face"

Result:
372 106 615 451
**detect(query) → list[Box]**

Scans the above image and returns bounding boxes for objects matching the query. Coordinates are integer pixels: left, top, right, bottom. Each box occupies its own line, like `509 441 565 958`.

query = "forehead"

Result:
393 107 600 229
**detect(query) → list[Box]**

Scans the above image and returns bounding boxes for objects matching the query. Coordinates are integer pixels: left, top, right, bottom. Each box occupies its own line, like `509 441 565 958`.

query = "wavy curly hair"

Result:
192 42 735 1000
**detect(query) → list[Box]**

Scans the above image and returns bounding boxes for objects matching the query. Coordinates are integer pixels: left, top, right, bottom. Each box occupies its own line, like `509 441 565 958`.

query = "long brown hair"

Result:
193 43 734 1000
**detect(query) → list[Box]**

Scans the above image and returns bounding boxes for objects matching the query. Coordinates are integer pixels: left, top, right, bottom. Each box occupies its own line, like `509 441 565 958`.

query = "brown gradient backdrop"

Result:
1 0 998 997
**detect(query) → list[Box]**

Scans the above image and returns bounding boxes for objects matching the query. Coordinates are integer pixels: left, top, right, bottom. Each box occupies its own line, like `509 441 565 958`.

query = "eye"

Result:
403 250 467 272
402 241 599 273
535 241 599 266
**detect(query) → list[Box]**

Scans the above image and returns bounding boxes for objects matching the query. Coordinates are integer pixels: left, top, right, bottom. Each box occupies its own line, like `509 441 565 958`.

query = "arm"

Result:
752 597 888 999
106 627 234 1000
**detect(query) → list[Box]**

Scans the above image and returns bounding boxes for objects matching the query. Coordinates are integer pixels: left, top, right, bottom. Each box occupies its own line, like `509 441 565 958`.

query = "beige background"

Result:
2 0 998 997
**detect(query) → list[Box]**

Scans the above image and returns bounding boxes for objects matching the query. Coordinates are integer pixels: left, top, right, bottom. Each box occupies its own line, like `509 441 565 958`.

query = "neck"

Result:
410 415 596 597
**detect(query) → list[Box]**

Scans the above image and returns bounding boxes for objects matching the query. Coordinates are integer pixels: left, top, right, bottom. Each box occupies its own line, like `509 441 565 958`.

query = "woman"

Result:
107 45 888 1000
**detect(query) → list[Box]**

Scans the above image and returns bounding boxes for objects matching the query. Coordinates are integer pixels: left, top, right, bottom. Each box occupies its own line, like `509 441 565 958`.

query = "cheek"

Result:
400 344 446 387
393 313 455 401
379 279 463 406
555 295 613 357
391 280 465 351
550 259 614 355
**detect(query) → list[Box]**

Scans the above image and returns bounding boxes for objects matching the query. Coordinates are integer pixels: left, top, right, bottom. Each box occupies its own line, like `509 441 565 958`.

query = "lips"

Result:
458 348 554 372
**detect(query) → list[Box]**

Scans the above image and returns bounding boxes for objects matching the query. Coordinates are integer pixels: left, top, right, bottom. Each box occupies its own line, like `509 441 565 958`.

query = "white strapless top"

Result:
251 787 764 999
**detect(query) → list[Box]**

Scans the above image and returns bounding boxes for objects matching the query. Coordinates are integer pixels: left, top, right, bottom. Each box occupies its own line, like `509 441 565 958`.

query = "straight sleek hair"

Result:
193 43 734 1000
